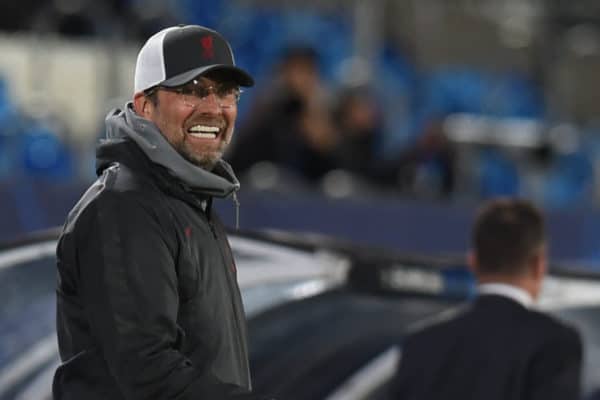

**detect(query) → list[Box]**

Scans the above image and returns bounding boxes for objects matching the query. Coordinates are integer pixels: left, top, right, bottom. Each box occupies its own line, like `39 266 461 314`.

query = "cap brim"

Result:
161 65 254 88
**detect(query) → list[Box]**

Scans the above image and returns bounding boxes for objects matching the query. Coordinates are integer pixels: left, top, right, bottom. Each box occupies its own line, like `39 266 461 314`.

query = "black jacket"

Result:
390 294 582 400
53 104 257 399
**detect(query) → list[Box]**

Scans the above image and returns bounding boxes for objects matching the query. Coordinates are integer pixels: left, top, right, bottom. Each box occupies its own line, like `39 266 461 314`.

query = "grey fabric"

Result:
103 103 240 198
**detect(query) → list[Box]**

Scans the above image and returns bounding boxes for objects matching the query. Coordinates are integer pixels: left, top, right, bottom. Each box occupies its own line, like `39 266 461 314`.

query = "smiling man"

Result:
53 25 273 400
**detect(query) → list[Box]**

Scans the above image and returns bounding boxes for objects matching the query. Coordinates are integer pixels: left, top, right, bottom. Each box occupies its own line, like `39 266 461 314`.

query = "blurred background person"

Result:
389 198 583 400
330 85 397 188
227 45 339 184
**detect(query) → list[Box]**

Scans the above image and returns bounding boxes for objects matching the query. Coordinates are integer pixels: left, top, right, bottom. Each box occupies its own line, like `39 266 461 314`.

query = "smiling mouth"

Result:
187 125 221 139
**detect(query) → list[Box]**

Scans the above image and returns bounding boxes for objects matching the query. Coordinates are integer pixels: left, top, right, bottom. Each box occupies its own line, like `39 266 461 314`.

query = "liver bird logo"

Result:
200 35 214 59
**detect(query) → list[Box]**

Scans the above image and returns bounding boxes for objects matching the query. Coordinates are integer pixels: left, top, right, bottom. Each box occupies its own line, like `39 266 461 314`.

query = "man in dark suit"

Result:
389 198 583 400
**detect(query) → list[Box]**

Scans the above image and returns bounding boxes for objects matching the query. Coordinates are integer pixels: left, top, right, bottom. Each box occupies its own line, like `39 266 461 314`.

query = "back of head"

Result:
472 198 546 278
275 45 320 95
277 45 319 69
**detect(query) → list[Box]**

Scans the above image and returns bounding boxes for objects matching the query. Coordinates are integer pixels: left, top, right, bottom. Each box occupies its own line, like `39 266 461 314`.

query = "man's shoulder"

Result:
472 296 580 342
93 162 166 203
96 161 159 196
63 164 167 232
524 307 581 343
404 299 571 344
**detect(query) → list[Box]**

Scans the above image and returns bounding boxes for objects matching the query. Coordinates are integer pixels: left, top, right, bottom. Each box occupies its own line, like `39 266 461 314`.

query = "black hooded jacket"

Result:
53 104 254 399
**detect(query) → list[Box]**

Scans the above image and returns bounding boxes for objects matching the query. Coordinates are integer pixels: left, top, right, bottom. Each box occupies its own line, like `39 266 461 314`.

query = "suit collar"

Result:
478 283 534 309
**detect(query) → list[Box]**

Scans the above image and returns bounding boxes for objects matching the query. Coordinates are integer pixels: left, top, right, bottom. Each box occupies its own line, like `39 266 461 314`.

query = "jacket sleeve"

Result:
527 325 583 400
76 191 253 400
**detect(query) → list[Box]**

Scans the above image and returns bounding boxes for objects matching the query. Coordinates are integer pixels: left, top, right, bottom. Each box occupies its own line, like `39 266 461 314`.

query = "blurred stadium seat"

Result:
18 124 73 181
478 149 520 198
0 0 598 244
421 68 544 119
543 150 594 209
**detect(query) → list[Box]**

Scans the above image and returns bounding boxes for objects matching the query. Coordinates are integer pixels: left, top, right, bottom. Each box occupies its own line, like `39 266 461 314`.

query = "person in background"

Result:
389 198 582 400
227 45 339 183
53 24 273 399
331 85 398 188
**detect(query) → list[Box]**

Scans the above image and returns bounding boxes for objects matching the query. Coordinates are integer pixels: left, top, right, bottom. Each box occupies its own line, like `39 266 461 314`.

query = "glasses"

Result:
147 79 242 109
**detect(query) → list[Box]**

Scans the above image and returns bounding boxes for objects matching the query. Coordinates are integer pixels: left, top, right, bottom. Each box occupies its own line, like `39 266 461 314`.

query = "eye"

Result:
179 86 196 96
217 85 241 100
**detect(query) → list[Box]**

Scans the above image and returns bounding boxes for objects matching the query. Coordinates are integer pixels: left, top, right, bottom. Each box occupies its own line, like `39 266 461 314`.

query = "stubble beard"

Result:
175 140 227 171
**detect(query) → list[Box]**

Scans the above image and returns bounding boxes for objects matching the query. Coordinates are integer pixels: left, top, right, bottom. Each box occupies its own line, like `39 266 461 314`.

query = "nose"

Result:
197 92 222 114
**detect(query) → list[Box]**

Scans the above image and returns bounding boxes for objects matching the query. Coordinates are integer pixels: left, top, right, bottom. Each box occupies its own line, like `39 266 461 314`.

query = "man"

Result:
390 198 582 400
227 45 339 182
53 25 272 399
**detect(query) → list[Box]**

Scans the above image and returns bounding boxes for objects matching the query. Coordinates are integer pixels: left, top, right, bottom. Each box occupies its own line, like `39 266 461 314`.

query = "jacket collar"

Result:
98 102 240 199
478 283 534 309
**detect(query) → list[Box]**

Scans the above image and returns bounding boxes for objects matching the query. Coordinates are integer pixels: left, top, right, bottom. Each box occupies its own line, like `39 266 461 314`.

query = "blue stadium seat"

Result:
0 105 24 180
420 68 544 119
18 124 74 180
374 45 420 157
478 149 520 198
220 7 354 80
543 151 594 209
175 0 225 27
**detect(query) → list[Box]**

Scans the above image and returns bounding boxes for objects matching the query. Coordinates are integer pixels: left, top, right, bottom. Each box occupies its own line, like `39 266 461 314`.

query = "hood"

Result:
100 102 240 198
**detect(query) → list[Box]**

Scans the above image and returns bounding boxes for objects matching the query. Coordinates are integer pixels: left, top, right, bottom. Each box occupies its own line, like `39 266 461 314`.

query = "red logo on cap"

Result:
200 35 214 59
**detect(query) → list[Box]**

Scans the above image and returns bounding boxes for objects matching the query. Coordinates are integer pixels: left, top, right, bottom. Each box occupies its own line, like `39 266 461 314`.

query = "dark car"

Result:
0 229 599 400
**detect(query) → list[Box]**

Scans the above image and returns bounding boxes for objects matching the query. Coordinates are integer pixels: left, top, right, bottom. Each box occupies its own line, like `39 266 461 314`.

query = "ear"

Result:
530 246 547 281
467 250 478 274
133 92 152 117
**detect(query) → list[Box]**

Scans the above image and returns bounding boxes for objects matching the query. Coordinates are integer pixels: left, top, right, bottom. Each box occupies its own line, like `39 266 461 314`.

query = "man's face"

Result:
141 74 239 170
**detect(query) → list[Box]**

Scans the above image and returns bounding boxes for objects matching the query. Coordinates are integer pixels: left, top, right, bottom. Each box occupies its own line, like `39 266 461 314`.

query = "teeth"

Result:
189 132 217 139
188 125 220 139
189 125 220 133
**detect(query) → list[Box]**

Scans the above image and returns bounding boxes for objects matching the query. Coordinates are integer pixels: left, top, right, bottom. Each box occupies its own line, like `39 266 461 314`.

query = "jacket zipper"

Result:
232 192 240 230
205 198 218 238
209 213 250 380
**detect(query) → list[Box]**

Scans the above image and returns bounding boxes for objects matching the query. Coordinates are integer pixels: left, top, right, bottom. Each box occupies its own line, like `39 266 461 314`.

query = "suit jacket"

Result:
389 294 582 400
